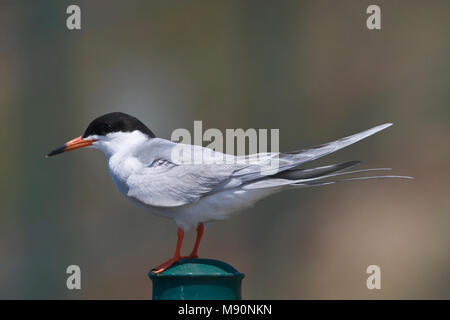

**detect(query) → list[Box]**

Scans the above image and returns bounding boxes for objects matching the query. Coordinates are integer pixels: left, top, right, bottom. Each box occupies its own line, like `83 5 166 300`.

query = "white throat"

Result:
89 130 150 195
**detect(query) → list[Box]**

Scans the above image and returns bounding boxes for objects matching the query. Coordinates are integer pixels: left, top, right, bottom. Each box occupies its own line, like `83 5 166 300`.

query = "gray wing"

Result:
126 123 395 207
126 139 240 207
238 123 412 189
233 123 393 181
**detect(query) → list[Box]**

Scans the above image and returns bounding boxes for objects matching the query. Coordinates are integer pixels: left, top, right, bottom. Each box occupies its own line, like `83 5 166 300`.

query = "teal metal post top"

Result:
149 258 245 300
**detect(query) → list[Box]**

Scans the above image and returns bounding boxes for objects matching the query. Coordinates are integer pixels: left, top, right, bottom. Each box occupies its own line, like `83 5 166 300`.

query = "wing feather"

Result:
126 124 394 207
233 123 393 181
126 139 237 207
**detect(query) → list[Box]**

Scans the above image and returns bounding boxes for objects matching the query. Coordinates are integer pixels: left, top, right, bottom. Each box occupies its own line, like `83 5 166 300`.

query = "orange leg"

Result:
153 228 184 274
183 223 204 259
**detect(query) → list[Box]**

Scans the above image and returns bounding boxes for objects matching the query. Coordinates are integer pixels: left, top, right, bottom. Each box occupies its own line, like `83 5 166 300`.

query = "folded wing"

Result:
126 123 401 207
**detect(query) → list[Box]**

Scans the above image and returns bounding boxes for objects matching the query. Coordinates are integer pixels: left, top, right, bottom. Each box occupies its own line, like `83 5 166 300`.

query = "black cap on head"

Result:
82 112 155 138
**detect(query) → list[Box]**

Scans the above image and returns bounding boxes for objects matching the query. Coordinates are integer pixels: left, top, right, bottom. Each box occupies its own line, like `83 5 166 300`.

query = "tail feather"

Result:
242 161 412 190
272 160 360 180
235 123 393 181
236 123 413 190
293 175 414 188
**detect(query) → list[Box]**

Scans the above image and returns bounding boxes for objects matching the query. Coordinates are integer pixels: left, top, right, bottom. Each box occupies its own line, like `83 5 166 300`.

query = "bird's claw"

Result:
152 257 181 274
152 254 199 274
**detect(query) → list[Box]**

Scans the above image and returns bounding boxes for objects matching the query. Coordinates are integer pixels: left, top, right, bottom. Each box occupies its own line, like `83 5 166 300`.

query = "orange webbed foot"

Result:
152 257 181 274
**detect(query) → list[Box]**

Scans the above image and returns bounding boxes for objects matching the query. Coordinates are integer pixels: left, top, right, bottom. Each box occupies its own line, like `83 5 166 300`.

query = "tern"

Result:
47 112 411 273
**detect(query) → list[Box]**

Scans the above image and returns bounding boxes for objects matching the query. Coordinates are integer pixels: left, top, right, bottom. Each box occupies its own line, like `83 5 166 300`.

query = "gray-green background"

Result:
1 0 449 299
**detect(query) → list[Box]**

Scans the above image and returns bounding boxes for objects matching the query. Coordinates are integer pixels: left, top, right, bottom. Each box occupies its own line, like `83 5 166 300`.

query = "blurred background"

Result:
0 0 449 299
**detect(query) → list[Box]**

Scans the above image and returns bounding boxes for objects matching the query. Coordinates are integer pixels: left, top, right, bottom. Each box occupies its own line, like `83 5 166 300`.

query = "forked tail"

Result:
242 161 413 190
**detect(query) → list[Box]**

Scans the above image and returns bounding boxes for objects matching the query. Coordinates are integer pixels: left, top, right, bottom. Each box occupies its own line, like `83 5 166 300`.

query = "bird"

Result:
46 112 411 273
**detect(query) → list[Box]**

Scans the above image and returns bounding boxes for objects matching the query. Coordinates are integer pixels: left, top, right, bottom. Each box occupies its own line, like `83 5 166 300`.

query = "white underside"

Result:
126 186 280 230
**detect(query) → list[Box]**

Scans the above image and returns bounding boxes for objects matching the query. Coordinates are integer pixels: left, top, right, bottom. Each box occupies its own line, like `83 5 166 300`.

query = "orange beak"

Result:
46 136 98 157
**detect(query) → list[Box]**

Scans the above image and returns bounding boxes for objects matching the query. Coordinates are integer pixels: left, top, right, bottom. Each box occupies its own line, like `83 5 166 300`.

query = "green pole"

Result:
149 259 245 300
